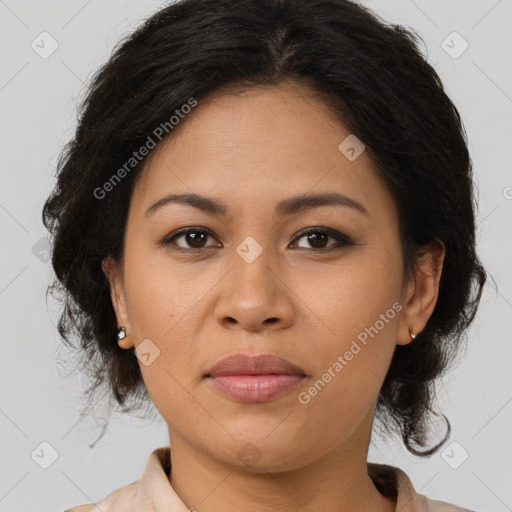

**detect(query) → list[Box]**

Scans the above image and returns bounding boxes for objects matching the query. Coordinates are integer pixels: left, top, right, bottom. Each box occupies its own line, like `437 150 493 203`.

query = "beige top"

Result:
65 447 477 512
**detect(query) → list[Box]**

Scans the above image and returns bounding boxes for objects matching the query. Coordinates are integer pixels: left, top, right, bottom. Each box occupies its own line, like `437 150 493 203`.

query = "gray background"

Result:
0 1 511 511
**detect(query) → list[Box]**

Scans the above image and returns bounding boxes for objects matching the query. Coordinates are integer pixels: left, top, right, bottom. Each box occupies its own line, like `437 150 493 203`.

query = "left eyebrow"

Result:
275 192 369 217
145 191 370 219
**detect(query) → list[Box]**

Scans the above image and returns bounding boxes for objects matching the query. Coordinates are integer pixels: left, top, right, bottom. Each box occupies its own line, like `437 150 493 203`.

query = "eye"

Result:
291 227 354 251
161 227 219 250
160 226 355 252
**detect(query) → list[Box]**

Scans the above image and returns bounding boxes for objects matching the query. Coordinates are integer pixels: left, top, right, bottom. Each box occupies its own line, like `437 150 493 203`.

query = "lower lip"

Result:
206 374 306 403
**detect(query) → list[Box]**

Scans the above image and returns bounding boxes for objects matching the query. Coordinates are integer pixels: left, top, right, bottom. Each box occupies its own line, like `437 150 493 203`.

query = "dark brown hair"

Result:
43 0 487 455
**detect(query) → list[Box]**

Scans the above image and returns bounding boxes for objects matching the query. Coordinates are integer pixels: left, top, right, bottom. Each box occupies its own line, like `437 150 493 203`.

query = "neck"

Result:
167 430 396 512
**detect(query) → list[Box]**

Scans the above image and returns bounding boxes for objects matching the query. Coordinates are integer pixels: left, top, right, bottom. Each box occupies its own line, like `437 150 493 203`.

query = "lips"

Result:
205 353 306 378
205 353 307 403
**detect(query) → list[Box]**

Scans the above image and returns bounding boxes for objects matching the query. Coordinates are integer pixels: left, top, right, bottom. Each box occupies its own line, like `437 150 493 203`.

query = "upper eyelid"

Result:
164 226 352 248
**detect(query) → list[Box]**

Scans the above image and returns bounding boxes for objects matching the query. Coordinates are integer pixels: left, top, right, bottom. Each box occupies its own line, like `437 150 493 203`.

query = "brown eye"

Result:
292 228 354 251
302 232 330 249
162 228 218 250
161 226 354 252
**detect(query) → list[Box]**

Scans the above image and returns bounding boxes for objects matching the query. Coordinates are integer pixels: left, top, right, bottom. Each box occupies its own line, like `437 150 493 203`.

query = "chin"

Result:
206 430 313 474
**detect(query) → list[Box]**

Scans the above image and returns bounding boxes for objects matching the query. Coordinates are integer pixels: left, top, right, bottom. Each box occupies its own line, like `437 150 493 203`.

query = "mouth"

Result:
204 353 307 403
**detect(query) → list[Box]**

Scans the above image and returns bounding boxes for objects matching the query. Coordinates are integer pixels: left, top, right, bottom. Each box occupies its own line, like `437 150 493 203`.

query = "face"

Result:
103 81 443 472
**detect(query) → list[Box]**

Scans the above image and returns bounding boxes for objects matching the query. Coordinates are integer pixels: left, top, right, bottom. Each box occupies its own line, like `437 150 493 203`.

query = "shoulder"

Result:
368 462 480 512
63 446 173 512
63 480 137 512
425 496 480 511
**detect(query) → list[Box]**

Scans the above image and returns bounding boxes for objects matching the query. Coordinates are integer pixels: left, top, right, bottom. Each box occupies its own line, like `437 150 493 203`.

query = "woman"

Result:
44 0 487 510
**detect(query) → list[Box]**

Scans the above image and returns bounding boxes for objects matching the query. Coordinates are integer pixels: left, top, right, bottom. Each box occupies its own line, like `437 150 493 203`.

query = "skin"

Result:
102 80 445 512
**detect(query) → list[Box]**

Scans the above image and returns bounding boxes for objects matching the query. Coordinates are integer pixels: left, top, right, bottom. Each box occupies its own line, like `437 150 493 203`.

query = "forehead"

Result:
129 81 397 226
140 81 347 171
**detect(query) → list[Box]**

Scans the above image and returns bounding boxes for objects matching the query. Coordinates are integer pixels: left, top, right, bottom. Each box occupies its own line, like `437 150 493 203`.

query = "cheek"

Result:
121 246 213 403
297 245 402 341
123 244 205 339
296 299 398 445
294 247 402 403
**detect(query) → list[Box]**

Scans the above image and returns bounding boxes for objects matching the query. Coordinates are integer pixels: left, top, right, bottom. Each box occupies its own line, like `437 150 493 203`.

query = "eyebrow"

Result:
145 191 369 219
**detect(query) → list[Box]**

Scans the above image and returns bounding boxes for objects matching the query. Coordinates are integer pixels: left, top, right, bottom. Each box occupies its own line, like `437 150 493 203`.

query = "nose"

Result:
213 250 295 333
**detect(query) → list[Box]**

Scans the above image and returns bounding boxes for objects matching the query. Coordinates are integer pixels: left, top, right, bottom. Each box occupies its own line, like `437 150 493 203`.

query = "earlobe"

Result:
397 240 446 346
102 257 134 349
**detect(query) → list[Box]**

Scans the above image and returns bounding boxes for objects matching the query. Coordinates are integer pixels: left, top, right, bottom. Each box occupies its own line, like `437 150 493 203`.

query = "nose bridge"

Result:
212 232 294 330
231 233 275 297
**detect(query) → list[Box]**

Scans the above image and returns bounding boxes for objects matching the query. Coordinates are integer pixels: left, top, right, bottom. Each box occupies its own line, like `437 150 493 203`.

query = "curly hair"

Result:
43 0 487 455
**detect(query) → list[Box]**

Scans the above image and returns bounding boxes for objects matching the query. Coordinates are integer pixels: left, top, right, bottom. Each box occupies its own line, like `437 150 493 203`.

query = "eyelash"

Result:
160 226 355 252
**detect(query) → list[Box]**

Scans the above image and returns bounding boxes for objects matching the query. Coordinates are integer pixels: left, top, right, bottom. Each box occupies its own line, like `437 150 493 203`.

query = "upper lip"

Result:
205 353 306 377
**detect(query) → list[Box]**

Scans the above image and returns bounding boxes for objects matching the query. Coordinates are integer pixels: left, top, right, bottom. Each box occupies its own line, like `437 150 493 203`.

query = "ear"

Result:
102 256 134 349
397 239 446 346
